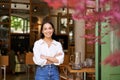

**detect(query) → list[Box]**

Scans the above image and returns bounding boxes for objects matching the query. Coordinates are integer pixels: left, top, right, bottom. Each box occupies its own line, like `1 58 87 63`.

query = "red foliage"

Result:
43 0 120 66
43 0 63 9
103 50 120 66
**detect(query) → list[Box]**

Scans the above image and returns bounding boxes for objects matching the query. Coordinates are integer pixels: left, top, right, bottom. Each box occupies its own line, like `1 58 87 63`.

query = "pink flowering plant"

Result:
43 0 120 66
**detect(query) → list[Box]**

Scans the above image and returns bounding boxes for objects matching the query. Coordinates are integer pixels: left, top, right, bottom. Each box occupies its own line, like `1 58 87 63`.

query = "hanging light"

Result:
61 7 66 15
14 4 16 7
26 4 29 8
62 7 65 11
2 4 5 7
34 7 37 12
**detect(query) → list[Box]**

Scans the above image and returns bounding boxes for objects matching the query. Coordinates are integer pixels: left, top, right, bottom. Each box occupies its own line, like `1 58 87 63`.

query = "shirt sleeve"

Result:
33 41 47 66
54 42 64 65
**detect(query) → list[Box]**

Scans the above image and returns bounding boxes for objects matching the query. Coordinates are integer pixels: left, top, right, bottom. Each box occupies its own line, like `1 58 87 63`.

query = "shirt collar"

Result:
40 39 57 46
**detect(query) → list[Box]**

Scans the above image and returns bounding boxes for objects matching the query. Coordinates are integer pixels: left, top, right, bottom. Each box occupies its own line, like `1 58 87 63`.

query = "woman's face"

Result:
42 23 54 38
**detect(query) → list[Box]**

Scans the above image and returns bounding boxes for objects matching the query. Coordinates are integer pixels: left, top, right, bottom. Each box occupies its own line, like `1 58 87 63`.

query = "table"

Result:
66 65 95 80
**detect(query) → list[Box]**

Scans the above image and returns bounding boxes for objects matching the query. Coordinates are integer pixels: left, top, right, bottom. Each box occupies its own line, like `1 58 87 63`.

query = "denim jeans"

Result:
35 64 59 80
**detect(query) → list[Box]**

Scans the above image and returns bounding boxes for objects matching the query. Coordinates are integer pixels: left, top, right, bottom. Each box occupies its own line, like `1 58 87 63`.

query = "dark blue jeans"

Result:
35 64 59 80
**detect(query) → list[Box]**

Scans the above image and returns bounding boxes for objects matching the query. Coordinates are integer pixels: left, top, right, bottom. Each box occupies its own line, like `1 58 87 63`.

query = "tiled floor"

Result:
1 73 84 80
1 73 70 80
0 72 94 80
0 71 94 80
1 72 70 80
0 72 35 80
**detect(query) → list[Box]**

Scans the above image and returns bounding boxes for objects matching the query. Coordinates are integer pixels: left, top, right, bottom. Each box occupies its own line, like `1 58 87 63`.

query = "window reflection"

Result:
11 16 30 33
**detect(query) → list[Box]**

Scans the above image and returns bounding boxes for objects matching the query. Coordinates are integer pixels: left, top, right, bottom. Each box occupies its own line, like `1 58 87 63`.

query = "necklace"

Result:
43 38 53 47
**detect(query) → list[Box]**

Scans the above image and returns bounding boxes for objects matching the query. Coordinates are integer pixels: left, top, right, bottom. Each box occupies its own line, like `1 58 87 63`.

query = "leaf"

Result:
102 50 120 66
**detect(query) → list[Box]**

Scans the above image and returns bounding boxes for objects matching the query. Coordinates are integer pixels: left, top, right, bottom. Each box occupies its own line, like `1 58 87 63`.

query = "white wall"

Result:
75 20 85 62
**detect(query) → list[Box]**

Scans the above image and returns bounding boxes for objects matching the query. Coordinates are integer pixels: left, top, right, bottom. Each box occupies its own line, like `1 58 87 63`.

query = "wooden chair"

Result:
59 53 70 80
69 46 75 55
25 52 35 80
0 56 9 80
0 68 2 79
87 73 95 80
25 52 34 65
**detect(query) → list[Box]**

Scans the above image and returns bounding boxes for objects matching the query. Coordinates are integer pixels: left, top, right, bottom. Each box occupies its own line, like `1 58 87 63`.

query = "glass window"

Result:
11 16 30 33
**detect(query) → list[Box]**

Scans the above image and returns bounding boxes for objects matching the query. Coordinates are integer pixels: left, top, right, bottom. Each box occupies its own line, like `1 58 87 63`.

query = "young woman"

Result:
33 20 64 80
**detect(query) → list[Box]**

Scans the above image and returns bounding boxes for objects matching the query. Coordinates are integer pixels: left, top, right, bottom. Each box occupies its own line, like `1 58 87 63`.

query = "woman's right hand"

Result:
46 60 53 64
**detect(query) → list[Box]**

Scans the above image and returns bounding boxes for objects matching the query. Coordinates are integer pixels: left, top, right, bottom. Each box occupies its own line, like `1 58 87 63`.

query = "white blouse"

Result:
33 39 64 66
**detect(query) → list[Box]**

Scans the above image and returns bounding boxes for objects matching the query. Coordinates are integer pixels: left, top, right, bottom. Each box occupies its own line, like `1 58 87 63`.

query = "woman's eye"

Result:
43 28 47 30
49 27 52 30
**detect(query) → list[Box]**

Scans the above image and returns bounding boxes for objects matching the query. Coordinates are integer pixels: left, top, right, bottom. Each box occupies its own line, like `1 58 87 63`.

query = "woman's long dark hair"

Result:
40 20 56 39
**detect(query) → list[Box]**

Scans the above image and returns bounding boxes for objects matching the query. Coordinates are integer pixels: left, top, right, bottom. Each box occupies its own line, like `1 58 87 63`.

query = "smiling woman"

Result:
33 19 64 80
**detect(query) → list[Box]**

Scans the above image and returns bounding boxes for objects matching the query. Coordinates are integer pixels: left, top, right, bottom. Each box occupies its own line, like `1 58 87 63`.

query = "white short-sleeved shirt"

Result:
33 39 64 67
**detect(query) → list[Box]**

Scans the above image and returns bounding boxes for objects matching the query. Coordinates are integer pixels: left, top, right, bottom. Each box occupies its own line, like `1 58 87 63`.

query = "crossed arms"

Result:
40 53 62 64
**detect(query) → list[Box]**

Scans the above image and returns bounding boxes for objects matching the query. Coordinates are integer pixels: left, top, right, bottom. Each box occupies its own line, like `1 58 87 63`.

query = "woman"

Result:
33 20 64 80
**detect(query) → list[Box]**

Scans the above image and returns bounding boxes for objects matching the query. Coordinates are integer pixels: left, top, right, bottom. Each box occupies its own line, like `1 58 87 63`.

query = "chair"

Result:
69 46 75 55
59 53 70 80
15 52 26 73
0 68 2 79
25 52 35 80
0 56 9 80
25 52 34 65
87 73 95 80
